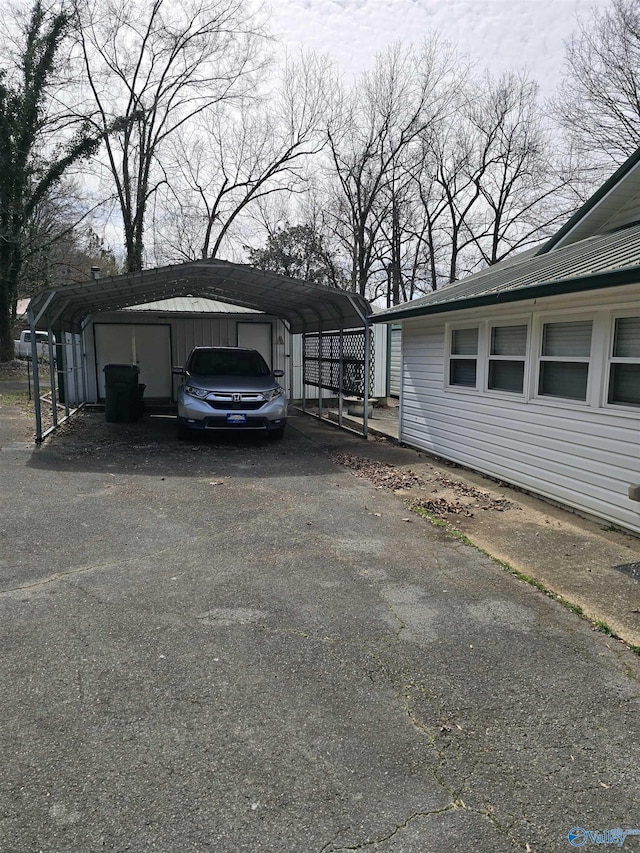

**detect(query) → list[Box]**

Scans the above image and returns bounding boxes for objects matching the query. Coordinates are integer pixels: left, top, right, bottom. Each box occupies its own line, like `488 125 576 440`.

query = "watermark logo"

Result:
568 827 640 847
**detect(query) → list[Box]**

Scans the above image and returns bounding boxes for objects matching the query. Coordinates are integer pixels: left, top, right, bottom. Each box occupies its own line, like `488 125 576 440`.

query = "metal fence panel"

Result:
303 329 374 396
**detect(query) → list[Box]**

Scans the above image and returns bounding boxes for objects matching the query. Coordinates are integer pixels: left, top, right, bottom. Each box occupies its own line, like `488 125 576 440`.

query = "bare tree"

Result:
153 52 330 263
74 0 269 272
555 0 640 169
324 39 458 301
413 72 580 287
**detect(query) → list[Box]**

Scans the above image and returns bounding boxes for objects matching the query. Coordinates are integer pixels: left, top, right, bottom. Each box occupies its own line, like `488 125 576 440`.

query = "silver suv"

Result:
174 347 287 439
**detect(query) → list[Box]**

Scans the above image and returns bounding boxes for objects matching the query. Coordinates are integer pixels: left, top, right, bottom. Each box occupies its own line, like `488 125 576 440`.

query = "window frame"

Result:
605 312 640 410
533 315 595 405
485 320 530 397
445 323 480 392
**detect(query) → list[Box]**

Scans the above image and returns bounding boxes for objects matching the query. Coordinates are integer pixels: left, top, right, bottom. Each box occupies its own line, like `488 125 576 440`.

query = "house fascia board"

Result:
370 265 640 324
537 146 640 255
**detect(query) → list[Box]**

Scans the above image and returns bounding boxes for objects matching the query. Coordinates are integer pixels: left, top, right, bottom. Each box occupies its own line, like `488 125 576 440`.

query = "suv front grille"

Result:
207 400 265 411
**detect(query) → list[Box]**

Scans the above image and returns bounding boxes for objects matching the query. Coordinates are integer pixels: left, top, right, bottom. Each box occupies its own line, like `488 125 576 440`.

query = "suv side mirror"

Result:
273 369 284 378
172 366 185 376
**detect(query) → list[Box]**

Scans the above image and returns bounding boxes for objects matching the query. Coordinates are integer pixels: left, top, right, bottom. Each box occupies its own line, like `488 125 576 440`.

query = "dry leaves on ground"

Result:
333 452 516 520
433 472 514 511
333 453 422 492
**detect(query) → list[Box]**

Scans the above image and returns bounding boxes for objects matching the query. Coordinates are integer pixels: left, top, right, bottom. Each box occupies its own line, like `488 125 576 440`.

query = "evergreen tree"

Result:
246 223 346 288
0 2 105 361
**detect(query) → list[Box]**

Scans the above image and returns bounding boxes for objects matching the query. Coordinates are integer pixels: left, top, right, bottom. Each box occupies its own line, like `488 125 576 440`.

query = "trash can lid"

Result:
103 363 140 372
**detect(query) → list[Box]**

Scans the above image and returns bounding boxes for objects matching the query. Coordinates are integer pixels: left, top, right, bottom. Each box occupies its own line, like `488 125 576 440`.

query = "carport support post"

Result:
47 329 58 428
283 320 293 405
71 327 81 408
60 323 70 417
318 327 323 420
69 326 80 409
363 321 370 439
301 322 307 413
27 307 43 442
338 327 344 429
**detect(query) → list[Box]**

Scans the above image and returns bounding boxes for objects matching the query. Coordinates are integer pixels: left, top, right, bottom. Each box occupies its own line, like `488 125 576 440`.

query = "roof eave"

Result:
370 265 640 323
536 146 640 256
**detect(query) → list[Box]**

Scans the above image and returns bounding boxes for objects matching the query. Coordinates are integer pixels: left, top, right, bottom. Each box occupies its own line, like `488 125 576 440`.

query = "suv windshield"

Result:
188 349 271 378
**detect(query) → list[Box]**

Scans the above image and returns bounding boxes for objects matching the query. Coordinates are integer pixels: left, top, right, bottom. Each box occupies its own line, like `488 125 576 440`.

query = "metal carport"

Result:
25 258 373 441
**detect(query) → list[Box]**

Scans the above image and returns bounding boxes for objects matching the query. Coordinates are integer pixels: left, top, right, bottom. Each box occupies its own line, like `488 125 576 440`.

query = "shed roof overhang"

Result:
27 258 372 334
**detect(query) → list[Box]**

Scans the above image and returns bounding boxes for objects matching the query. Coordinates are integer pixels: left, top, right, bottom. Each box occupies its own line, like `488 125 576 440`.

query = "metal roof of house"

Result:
27 258 371 334
372 222 640 323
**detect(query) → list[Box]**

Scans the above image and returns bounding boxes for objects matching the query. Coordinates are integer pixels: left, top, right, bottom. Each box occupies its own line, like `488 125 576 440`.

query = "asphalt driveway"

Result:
1 411 639 852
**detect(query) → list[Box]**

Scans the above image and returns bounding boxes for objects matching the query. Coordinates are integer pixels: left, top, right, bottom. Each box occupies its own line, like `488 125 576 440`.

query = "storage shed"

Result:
84 296 285 404
374 149 640 534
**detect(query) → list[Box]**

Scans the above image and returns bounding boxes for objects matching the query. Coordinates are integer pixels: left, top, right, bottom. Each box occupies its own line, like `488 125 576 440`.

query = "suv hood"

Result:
186 374 279 393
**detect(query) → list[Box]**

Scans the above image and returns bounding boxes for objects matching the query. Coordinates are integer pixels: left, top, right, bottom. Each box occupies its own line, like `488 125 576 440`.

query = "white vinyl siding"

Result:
389 327 402 397
398 288 640 534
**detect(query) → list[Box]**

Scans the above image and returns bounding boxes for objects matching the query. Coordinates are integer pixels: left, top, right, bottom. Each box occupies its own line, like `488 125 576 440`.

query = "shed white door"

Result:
237 322 273 367
95 323 172 399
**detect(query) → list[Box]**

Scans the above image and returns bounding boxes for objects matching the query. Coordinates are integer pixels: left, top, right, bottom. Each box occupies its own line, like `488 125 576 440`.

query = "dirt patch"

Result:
0 359 27 380
0 360 63 445
333 452 517 520
0 359 49 380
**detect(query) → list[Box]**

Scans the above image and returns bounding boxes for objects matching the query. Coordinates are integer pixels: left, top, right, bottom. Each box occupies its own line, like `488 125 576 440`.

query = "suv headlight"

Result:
185 385 210 399
263 386 284 402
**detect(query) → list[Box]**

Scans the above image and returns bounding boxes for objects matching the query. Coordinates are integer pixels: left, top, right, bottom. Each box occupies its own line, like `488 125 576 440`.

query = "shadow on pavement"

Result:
24 409 335 479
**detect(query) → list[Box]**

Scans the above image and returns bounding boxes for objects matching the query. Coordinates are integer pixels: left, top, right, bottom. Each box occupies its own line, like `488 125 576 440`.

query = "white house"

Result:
373 148 640 535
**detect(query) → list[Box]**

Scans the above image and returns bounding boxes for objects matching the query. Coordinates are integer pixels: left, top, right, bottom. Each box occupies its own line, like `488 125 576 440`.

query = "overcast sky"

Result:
268 0 612 98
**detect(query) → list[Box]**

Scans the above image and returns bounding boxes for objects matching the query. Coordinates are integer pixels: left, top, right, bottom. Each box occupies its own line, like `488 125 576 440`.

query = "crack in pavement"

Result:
319 799 531 852
0 537 209 596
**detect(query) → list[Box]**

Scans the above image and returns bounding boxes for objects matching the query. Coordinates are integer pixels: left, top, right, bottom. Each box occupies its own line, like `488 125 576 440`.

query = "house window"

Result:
449 327 478 387
488 324 527 393
538 320 592 401
608 316 640 408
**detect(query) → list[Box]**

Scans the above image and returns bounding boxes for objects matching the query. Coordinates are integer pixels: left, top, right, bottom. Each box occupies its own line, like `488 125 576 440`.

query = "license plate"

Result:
226 413 247 424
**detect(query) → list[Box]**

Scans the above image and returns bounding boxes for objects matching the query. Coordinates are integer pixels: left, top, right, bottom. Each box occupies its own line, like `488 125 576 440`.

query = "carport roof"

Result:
27 258 372 334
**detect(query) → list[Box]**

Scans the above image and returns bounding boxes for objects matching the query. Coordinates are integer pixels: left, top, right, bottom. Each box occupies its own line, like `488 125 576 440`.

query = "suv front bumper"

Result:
177 390 287 431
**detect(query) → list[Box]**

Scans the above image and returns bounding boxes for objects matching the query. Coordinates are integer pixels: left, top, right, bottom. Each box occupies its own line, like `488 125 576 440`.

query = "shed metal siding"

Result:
399 289 640 534
389 327 402 397
84 312 286 402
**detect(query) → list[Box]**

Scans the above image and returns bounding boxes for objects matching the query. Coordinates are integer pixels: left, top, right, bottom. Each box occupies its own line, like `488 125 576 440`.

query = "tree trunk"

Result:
0 284 14 362
0 243 21 361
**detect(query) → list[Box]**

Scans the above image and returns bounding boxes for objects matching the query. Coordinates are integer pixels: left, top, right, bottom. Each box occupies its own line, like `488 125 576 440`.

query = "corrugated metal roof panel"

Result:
374 223 640 322
27 258 372 334
122 296 258 313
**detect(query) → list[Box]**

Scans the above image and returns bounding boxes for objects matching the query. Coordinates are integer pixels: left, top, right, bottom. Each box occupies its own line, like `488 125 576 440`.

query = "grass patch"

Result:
0 389 31 408
593 619 615 636
412 507 473 545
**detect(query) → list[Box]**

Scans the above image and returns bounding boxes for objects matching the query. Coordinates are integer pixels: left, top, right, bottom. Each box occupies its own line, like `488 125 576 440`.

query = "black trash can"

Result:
103 364 140 423
137 383 146 418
